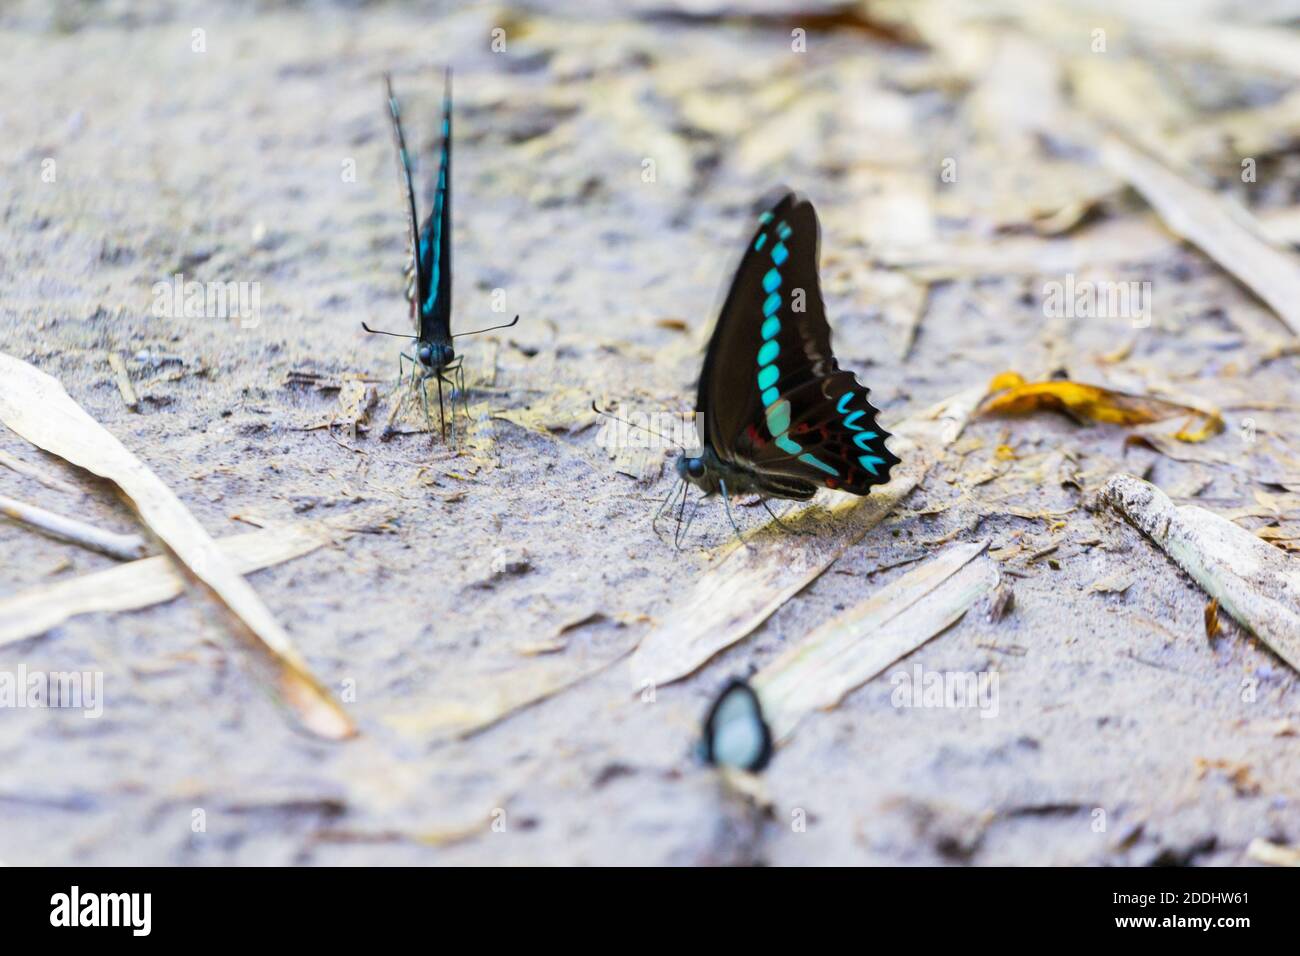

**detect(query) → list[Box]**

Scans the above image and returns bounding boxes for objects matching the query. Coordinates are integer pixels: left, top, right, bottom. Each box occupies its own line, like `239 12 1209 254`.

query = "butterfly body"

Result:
373 68 464 440
676 447 816 501
664 191 900 541
405 77 455 377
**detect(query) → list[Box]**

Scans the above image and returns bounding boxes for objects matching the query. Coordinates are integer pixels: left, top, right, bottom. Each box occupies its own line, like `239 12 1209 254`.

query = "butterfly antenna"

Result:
591 401 686 450
453 314 520 338
361 322 415 338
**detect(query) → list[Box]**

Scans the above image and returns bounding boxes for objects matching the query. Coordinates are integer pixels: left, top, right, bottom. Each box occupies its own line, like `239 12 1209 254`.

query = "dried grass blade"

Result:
0 353 355 739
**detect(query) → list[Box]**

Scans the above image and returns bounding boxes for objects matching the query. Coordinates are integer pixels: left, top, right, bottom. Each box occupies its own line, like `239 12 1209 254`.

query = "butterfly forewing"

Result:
416 68 454 347
700 192 899 496
384 74 424 331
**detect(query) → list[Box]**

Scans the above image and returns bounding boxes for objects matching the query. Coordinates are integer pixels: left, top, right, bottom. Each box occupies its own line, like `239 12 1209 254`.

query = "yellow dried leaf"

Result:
978 371 1223 442
1205 597 1221 641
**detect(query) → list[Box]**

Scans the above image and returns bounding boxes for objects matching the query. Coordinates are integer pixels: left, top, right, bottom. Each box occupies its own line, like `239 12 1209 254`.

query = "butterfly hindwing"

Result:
416 68 453 348
701 192 899 496
384 73 423 330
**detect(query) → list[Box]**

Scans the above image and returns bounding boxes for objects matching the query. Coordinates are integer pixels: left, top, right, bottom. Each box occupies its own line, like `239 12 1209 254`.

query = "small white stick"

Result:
0 493 149 560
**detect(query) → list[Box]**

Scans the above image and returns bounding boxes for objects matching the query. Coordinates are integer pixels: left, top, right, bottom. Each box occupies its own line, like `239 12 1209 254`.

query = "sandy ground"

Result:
1 0 1298 865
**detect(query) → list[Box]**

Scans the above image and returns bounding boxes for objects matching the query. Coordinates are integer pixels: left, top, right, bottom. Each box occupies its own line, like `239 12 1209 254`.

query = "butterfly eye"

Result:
687 458 705 478
418 344 433 364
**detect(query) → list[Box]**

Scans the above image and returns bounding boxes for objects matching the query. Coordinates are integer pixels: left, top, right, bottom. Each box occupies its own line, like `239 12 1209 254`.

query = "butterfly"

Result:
363 68 518 440
661 190 901 544
701 678 772 772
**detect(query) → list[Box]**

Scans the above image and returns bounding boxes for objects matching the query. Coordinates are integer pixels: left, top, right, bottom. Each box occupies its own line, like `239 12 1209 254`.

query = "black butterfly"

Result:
363 68 517 440
701 678 772 773
662 191 900 543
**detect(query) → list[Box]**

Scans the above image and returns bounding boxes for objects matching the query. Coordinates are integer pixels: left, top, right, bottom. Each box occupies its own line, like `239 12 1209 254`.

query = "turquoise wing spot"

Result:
765 400 791 437
761 387 780 407
423 163 447 313
776 434 802 455
770 242 788 266
757 364 778 390
777 222 792 240
757 340 779 366
760 316 780 340
837 390 891 477
762 269 781 293
754 234 767 251
858 454 886 476
763 292 780 317
759 211 774 224
799 453 839 476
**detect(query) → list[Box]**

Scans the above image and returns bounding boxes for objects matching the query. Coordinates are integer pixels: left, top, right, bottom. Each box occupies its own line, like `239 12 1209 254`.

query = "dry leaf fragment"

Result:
0 448 84 496
1086 572 1134 596
978 371 1223 442
106 352 139 412
0 510 389 647
299 380 379 434
754 540 998 743
1247 838 1300 867
1205 598 1221 642
1101 474 1300 675
655 318 689 332
1194 757 1260 796
985 581 1015 622
1099 134 1300 337
0 353 354 739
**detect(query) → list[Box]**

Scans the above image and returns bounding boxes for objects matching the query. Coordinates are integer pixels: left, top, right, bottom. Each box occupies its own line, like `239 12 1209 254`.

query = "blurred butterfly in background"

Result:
661 190 901 545
363 67 518 441
701 678 772 773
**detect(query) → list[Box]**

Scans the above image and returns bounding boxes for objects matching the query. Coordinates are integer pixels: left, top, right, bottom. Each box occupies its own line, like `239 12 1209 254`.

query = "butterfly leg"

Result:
398 352 418 399
676 493 702 550
416 373 435 441
380 354 417 438
672 481 691 549
653 479 685 540
435 371 459 447
454 362 471 425
761 499 807 535
718 479 748 547
434 371 447 442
